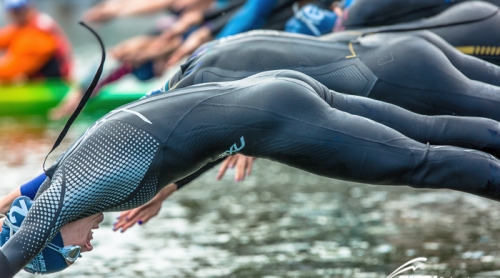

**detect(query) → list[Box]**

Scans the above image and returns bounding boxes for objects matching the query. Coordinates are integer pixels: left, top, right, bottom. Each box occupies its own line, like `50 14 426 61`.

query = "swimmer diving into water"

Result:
168 29 500 120
4 70 500 276
9 12 500 234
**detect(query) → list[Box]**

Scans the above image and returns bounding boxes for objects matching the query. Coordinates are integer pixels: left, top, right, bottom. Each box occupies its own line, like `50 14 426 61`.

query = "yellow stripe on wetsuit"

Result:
456 46 500 55
346 42 357 59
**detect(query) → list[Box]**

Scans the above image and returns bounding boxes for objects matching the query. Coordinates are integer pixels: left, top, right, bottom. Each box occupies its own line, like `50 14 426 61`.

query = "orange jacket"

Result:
0 12 72 82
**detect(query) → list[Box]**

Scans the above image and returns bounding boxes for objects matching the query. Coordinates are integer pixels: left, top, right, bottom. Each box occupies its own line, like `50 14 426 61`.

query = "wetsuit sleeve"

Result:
216 0 278 38
206 14 233 37
20 173 47 200
202 0 245 21
174 159 224 189
0 250 15 278
341 0 355 9
0 28 57 81
203 0 245 36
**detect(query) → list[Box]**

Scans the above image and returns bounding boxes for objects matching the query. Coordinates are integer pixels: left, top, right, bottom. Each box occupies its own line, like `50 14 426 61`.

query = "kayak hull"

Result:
0 79 152 116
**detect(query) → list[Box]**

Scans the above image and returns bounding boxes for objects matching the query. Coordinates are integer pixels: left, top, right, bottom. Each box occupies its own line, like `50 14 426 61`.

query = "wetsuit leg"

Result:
227 71 500 202
361 33 500 120
175 159 223 189
19 173 47 200
343 0 455 28
325 90 500 157
159 70 500 201
280 70 500 157
174 70 500 191
414 31 500 87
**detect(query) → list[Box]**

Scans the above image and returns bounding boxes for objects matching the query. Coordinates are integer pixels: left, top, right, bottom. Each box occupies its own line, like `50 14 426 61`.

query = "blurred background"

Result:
1 0 500 277
0 0 163 50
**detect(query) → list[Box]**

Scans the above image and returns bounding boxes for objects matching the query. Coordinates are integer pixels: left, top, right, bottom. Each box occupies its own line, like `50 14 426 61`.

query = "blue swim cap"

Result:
3 0 31 10
285 3 337 36
0 196 70 274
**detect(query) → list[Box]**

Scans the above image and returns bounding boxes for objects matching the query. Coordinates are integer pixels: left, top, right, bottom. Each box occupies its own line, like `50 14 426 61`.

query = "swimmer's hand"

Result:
216 154 255 182
164 26 213 69
84 0 122 24
111 36 157 66
113 183 177 233
49 88 83 120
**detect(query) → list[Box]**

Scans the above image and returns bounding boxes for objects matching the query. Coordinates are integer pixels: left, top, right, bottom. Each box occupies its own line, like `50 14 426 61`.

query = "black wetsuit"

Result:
334 1 500 65
3 70 500 277
168 30 500 121
166 27 500 188
340 0 500 29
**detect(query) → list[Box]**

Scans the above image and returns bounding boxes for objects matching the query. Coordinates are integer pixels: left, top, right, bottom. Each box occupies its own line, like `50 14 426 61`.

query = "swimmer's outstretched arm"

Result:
0 173 47 214
216 154 255 181
0 158 250 233
114 154 253 232
0 188 19 216
0 174 178 233
114 183 178 232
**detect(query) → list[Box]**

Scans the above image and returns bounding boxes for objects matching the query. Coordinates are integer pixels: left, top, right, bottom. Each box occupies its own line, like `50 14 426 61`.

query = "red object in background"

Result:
0 12 73 82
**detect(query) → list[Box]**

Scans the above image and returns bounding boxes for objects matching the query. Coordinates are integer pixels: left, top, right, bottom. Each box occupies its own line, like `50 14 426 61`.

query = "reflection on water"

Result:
2 1 500 278
0 117 91 192
2 118 500 278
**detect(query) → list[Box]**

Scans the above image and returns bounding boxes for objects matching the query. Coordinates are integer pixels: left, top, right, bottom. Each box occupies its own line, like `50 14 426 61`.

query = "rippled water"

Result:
2 1 500 278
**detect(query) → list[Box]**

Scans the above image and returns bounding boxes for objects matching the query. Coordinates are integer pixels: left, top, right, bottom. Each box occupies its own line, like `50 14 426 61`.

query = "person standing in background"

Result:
0 0 72 83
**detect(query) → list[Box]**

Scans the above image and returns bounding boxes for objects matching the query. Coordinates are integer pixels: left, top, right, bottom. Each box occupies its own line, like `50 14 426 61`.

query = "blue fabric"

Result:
215 0 230 9
344 0 355 9
285 4 337 36
286 17 314 35
142 89 164 99
4 0 30 9
20 173 46 200
183 25 199 40
131 61 155 81
216 0 278 38
0 196 68 274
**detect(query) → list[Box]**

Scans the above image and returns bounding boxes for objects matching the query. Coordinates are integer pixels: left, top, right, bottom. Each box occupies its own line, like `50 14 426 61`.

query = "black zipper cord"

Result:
43 22 106 177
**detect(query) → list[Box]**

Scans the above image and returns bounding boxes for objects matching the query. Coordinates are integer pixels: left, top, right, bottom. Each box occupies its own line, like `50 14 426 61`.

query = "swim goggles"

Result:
47 244 82 263
23 244 81 274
